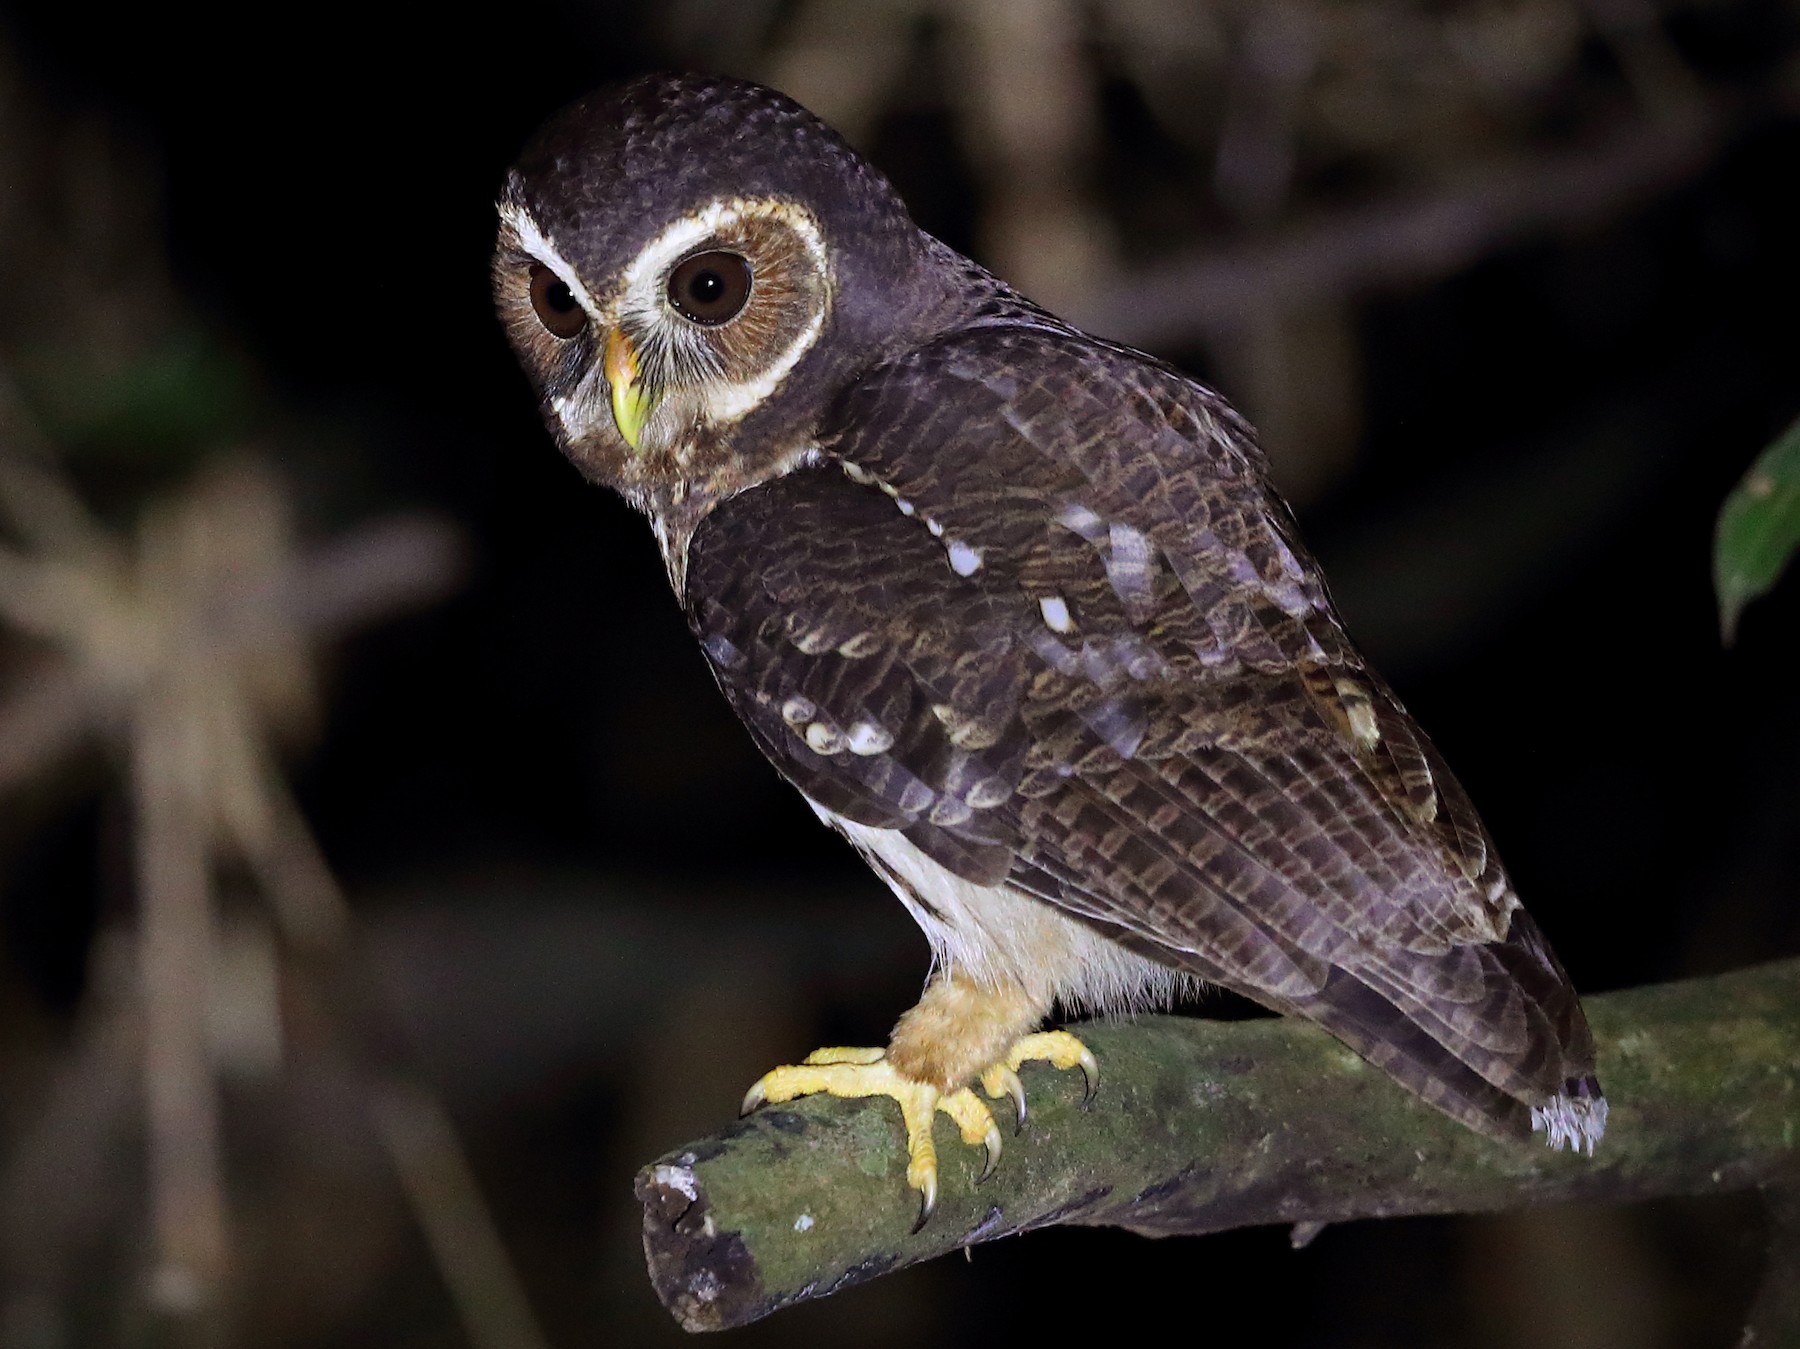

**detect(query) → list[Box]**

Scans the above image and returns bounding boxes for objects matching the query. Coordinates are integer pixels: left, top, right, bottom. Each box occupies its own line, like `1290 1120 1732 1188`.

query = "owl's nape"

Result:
493 72 1605 1224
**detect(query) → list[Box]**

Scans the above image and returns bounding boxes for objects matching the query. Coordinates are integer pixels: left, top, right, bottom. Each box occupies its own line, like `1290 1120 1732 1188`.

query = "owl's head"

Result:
494 74 963 520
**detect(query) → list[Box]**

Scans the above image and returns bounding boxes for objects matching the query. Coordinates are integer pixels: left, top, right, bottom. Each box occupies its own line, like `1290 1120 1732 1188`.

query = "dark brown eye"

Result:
529 262 587 339
667 251 752 325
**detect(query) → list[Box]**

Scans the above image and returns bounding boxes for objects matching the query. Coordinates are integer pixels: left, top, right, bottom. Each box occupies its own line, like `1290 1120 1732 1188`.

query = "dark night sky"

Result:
12 0 1777 978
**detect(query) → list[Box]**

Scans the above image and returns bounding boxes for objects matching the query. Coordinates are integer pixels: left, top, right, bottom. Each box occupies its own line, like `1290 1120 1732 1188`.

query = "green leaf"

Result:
1715 413 1800 645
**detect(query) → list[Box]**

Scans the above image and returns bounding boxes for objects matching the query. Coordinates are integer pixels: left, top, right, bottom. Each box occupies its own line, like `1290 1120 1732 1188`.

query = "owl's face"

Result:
494 75 965 525
494 192 832 487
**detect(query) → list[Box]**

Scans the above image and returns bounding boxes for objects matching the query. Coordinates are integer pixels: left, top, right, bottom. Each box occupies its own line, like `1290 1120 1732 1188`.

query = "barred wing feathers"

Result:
684 325 1602 1148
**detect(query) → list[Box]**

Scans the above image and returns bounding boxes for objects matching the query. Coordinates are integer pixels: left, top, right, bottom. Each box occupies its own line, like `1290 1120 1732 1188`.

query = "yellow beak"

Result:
604 328 660 451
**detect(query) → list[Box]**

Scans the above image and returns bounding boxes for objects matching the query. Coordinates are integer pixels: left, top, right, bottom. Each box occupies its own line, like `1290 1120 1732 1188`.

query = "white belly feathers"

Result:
813 805 1197 1017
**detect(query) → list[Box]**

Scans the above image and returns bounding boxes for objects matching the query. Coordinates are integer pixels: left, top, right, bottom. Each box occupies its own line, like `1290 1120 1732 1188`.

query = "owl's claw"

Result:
938 1086 1004 1182
1003 1031 1100 1107
980 1064 1029 1134
741 1031 1097 1226
912 1173 936 1234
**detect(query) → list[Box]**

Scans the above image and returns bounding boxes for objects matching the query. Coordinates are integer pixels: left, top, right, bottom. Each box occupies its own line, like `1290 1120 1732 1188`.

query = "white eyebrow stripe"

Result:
497 198 605 319
619 196 828 301
616 196 832 430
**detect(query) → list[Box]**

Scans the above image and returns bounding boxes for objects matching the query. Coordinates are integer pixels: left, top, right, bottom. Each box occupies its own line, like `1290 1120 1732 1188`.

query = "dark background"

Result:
1 2 1798 1346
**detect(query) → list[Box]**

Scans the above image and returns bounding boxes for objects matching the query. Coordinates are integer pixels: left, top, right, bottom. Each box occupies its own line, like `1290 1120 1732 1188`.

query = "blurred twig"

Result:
1073 104 1726 347
132 685 230 1330
0 440 552 1345
0 936 141 1345
0 43 559 1336
373 1083 552 1349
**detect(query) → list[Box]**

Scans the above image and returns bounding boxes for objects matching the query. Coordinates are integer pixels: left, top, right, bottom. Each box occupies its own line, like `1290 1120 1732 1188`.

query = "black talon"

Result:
911 1192 933 1234
1077 1047 1101 1108
1002 1074 1028 1135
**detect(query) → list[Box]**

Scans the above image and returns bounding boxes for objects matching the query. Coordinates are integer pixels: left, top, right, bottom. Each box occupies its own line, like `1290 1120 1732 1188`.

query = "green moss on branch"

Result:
637 959 1800 1333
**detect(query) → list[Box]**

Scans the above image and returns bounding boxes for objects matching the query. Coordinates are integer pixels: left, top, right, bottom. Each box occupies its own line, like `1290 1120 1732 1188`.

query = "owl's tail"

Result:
1290 908 1608 1154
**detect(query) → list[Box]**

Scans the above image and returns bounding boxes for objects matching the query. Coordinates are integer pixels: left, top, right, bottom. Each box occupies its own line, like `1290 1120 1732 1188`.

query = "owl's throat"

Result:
635 439 825 595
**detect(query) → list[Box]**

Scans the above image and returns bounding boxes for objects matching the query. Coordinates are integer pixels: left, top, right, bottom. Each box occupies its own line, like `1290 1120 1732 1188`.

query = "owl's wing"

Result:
683 324 1598 1143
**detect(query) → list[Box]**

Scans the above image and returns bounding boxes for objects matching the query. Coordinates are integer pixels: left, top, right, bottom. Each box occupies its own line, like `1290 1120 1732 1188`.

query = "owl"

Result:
493 73 1606 1227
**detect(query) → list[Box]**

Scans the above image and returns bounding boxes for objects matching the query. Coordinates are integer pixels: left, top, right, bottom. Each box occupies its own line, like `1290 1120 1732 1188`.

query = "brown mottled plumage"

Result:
494 73 1606 1206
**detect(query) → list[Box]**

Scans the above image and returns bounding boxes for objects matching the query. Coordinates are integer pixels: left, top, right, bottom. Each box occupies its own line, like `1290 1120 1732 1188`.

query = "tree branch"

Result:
636 958 1800 1333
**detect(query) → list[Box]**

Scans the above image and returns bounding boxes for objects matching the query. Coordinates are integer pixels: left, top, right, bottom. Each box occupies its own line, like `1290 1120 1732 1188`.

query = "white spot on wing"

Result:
1333 678 1381 751
947 540 983 576
782 695 816 726
846 721 893 755
804 722 845 754
929 796 973 826
1039 595 1074 633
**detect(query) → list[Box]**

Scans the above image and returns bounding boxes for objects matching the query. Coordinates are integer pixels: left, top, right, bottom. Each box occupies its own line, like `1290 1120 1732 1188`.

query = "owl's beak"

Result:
603 328 660 451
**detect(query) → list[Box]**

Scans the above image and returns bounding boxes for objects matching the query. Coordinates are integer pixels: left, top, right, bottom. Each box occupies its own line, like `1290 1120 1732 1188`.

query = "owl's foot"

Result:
740 1032 1097 1230
741 1048 998 1231
978 1030 1100 1132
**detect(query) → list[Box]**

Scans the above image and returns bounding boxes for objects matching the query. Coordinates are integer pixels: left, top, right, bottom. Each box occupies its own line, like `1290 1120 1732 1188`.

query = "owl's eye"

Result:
529 263 588 339
667 251 752 325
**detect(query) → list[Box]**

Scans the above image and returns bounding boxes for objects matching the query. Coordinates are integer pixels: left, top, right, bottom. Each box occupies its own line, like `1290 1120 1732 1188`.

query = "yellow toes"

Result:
741 1056 907 1115
894 1088 942 1229
1005 1030 1100 1103
801 1046 886 1066
740 1031 1098 1229
938 1088 1004 1181
740 1049 1003 1230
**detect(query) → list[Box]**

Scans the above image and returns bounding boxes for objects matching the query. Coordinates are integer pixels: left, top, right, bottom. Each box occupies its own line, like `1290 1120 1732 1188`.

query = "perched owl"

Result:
494 73 1606 1225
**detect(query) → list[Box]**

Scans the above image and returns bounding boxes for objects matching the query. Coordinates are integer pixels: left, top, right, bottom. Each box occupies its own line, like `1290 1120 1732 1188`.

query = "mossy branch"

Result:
636 959 1800 1333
